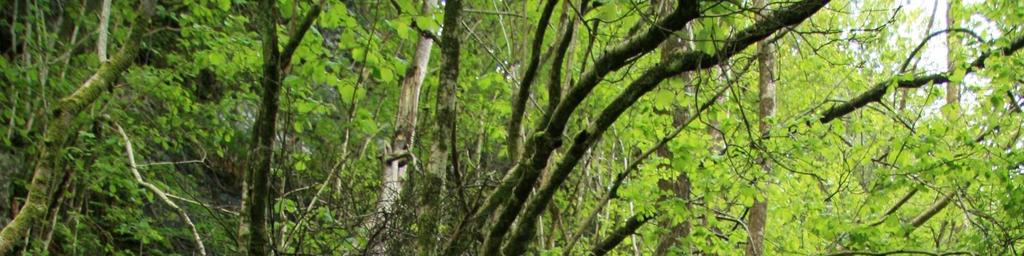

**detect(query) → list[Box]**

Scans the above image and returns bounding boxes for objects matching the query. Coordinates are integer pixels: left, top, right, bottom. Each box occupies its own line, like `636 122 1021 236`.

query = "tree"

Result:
238 0 322 254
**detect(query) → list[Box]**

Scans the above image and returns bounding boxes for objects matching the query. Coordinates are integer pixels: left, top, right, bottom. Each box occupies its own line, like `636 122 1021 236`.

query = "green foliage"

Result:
0 0 1022 255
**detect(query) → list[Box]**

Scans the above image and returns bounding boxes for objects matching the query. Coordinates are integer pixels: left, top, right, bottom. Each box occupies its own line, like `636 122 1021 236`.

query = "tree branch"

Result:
115 123 207 256
477 0 703 252
819 36 1024 123
590 214 655 256
505 0 560 165
280 1 325 71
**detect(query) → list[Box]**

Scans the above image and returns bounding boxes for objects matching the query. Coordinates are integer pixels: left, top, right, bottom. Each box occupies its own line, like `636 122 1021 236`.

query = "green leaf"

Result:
949 67 967 83
653 90 674 110
415 15 435 32
217 0 230 11
295 101 316 114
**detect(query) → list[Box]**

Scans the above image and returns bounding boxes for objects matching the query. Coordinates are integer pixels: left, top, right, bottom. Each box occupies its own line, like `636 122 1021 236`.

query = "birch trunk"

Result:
371 0 437 253
97 0 112 62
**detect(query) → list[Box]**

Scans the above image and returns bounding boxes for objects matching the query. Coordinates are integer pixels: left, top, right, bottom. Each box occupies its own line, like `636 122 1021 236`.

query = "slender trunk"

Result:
505 0 559 164
417 0 463 253
371 0 436 252
746 0 776 255
238 2 321 254
97 0 112 62
238 0 281 254
653 1 695 254
946 0 959 107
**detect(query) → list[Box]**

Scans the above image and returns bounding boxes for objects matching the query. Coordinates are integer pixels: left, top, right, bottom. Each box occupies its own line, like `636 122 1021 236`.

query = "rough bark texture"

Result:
238 0 281 254
0 1 153 253
746 0 776 255
371 0 436 253
238 1 321 254
417 0 462 253
506 0 559 164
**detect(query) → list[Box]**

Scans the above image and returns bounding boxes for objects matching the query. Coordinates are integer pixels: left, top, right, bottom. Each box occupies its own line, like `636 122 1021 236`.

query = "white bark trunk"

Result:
370 0 437 252
98 0 112 62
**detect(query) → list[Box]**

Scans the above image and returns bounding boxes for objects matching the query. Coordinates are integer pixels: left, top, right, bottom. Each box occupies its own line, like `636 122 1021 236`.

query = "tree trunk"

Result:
652 1 695 255
371 0 436 252
238 1 321 254
946 0 959 107
238 0 281 254
746 0 776 255
417 0 462 253
97 0 112 62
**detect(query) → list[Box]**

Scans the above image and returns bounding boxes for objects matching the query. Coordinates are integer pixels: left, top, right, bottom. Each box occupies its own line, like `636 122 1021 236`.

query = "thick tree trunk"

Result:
371 0 436 252
0 1 153 253
746 0 776 255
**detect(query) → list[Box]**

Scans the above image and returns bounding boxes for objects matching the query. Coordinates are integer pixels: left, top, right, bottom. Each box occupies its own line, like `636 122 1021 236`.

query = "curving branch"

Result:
280 0 325 72
506 0 560 164
477 1 703 253
115 123 207 256
562 83 729 255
